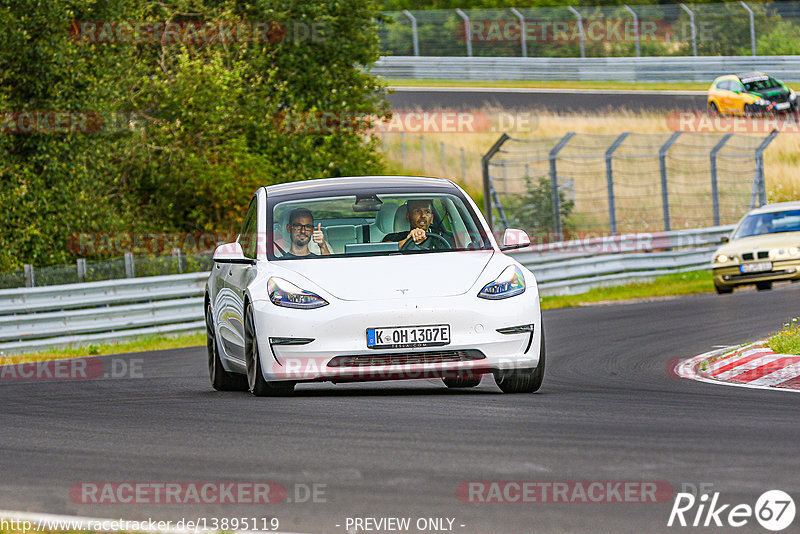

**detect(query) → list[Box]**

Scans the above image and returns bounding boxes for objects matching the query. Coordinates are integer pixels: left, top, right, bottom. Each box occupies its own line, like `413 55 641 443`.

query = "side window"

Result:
731 82 744 93
718 80 731 91
239 198 259 259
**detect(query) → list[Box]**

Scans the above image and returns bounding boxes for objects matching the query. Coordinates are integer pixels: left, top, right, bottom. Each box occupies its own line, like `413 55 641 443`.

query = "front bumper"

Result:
713 259 800 288
250 292 542 383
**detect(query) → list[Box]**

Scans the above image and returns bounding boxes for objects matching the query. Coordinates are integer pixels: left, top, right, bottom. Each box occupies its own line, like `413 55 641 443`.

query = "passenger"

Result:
284 208 330 257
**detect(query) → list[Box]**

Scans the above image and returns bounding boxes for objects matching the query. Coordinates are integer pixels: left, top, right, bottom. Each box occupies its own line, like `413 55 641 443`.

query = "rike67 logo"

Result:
668 489 795 531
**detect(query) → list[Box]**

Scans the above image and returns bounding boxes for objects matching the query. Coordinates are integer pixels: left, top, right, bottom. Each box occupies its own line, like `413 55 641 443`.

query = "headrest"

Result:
394 203 410 233
376 203 399 233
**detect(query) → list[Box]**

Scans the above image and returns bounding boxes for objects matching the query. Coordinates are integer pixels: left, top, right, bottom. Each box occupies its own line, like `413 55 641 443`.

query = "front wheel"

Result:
714 282 733 295
206 301 248 391
494 327 545 394
245 303 295 397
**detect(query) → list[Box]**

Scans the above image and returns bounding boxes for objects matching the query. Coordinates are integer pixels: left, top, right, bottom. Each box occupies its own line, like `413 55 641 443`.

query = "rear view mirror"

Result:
500 228 531 251
213 242 255 264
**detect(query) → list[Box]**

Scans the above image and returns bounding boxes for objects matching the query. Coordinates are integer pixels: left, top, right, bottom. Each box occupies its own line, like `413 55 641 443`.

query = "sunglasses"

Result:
291 223 315 231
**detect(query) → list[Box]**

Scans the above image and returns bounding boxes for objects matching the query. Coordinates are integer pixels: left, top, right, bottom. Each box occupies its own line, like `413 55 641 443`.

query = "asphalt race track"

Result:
2 285 799 533
387 87 707 113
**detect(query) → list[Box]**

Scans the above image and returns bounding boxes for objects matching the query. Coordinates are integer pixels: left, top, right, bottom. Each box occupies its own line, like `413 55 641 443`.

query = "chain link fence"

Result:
379 1 800 58
483 130 778 239
1 252 213 290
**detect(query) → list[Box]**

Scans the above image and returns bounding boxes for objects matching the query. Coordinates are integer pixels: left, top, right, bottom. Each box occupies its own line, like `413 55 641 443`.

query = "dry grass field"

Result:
378 110 799 232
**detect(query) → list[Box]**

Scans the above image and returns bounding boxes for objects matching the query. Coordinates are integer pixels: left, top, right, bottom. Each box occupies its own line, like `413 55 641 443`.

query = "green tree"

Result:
504 176 574 239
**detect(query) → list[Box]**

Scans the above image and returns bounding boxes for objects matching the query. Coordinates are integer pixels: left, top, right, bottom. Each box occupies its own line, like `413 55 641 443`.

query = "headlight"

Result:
790 91 797 101
756 99 770 106
268 277 328 309
478 265 526 300
790 247 800 256
714 254 730 264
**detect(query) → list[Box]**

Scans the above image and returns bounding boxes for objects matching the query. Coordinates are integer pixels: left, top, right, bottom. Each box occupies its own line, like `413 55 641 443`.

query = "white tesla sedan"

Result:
205 176 544 396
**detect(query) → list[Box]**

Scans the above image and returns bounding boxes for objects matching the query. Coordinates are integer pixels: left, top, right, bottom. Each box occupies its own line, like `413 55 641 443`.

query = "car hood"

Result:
749 88 788 100
276 251 495 301
717 232 800 256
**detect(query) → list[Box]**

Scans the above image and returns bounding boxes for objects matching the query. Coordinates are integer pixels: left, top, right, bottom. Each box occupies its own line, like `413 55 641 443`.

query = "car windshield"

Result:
268 190 492 259
733 209 800 239
742 76 781 92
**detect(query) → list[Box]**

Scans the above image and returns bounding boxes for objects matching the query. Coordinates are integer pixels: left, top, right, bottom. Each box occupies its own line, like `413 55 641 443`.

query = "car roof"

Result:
748 201 800 215
736 71 769 81
264 176 459 197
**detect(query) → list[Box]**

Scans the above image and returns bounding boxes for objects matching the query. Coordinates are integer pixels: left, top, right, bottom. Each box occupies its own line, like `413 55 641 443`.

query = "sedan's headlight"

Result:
478 265 526 300
268 277 328 309
790 91 797 101
756 99 770 106
714 254 730 264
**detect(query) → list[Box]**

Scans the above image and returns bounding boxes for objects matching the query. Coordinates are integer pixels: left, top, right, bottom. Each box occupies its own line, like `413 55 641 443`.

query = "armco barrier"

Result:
370 56 800 83
0 226 731 353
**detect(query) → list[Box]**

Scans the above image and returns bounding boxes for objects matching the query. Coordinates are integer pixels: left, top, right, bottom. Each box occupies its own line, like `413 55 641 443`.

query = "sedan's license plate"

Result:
775 102 791 110
741 261 772 273
367 325 450 349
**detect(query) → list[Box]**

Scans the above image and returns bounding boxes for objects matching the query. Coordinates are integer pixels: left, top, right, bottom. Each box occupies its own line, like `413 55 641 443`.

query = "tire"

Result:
442 372 482 388
206 301 248 391
244 303 295 397
708 101 719 116
493 327 545 394
714 282 733 295
756 281 773 291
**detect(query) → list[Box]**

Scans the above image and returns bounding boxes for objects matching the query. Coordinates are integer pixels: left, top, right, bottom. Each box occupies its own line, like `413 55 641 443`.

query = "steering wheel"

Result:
400 232 452 251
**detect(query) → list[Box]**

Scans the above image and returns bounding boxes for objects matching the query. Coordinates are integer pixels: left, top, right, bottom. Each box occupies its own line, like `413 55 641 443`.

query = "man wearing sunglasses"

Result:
284 208 330 257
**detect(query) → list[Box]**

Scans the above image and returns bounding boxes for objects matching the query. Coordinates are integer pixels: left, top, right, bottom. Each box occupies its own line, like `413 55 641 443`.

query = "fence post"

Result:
659 131 682 232
710 133 733 226
509 7 527 57
740 2 756 56
401 132 406 166
549 132 576 241
455 9 472 57
567 7 586 58
624 5 640 57
172 248 183 274
76 258 87 283
461 148 466 181
381 128 386 152
124 252 135 278
420 135 425 171
482 133 510 232
24 264 34 288
402 10 420 56
605 132 630 236
752 129 779 208
680 4 697 56
440 142 446 173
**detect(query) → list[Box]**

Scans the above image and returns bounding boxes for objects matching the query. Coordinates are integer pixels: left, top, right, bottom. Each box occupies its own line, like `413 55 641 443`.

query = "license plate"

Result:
741 261 772 273
367 325 450 349
775 102 791 110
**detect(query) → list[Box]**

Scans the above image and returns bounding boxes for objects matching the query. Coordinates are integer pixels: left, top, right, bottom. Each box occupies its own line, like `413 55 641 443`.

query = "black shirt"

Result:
282 251 318 258
382 231 450 250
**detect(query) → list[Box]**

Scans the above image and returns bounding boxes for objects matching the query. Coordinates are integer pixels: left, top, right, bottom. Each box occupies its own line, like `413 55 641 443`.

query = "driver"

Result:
382 199 449 250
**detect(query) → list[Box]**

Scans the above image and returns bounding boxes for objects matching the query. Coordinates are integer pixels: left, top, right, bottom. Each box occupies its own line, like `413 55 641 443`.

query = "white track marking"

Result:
390 86 706 96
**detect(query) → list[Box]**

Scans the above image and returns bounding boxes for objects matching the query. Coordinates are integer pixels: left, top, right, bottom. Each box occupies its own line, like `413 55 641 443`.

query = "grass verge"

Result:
767 324 800 355
0 331 205 364
386 78 708 92
540 269 714 310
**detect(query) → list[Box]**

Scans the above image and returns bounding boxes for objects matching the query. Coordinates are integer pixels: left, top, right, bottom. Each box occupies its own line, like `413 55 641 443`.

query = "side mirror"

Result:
213 242 255 264
720 236 729 243
500 228 531 251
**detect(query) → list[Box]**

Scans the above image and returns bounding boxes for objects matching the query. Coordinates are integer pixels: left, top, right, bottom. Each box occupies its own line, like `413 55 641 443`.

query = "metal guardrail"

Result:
0 226 731 353
371 56 800 83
